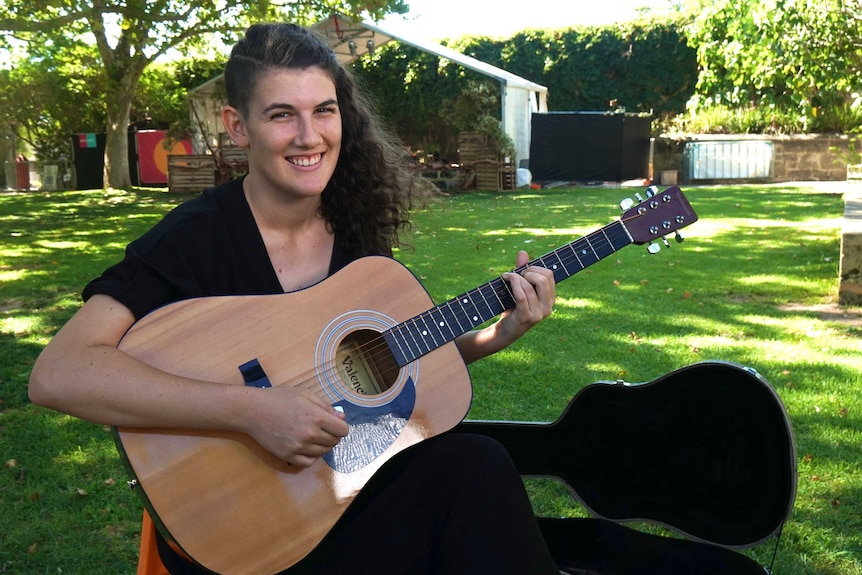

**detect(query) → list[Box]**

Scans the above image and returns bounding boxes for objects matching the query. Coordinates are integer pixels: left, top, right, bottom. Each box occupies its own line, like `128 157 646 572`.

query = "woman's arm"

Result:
28 294 348 467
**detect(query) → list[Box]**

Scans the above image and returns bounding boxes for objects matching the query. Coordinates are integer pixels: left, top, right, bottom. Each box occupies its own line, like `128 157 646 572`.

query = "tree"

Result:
686 0 862 131
0 0 406 189
0 40 106 160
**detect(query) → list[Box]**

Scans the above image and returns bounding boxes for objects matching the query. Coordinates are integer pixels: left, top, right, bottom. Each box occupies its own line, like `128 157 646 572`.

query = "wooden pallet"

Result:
217 132 248 178
459 131 515 191
167 155 216 194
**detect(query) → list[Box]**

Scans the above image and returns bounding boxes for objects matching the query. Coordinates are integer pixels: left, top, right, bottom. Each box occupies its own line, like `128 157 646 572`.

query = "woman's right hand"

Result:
239 385 349 467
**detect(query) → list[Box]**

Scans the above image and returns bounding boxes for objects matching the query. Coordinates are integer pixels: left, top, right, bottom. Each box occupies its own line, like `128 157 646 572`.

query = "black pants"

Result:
158 433 560 575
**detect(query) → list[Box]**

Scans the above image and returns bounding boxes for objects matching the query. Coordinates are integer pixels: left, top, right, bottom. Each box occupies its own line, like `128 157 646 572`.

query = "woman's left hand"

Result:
455 250 555 364
497 249 556 341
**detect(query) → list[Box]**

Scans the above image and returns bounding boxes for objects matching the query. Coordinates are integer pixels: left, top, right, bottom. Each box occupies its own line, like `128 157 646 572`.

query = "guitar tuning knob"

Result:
662 237 671 248
620 198 634 210
646 185 658 197
647 242 661 254
675 231 685 243
635 192 644 202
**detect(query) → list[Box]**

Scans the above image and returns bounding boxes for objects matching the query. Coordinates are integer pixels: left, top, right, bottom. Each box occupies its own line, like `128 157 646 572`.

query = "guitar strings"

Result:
289 218 638 402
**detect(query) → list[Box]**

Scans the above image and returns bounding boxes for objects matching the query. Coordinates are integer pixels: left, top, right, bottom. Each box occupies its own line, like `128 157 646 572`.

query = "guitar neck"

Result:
384 220 632 366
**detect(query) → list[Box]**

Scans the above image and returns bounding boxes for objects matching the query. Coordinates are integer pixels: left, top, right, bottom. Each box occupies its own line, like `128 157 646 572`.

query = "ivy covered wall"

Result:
350 20 698 160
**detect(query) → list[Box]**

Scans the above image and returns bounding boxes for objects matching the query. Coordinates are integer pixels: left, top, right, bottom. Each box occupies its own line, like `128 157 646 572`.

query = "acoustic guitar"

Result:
115 186 697 574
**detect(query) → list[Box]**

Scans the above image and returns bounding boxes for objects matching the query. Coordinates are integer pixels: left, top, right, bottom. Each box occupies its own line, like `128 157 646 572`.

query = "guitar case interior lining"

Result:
457 360 797 574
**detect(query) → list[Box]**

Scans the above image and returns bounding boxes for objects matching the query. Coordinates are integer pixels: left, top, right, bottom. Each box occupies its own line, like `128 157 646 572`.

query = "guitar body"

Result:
115 256 472 575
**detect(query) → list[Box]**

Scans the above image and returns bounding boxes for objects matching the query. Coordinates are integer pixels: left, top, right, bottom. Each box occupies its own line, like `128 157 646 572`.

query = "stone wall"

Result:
839 189 862 306
771 135 849 182
654 134 854 183
419 167 472 191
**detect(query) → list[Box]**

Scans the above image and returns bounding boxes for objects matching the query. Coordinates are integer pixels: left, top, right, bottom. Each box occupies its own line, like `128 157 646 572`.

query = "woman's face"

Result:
234 66 342 200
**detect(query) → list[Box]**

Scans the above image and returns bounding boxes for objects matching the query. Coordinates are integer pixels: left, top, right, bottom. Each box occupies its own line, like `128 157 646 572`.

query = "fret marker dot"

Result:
552 264 558 270
473 315 479 321
462 298 469 304
422 330 428 336
438 321 445 327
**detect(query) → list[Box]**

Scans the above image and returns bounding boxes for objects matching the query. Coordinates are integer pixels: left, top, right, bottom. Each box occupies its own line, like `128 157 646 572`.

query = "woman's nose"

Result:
295 115 323 147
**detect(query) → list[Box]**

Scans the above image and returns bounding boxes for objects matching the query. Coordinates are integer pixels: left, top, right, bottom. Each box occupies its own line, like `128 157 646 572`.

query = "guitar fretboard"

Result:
384 219 632 367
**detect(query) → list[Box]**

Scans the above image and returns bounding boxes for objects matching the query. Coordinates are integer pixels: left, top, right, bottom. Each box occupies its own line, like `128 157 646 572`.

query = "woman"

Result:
29 23 559 574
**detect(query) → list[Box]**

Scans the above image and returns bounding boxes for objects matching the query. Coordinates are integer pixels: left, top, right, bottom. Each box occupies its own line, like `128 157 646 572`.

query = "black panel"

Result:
70 132 141 189
529 112 652 183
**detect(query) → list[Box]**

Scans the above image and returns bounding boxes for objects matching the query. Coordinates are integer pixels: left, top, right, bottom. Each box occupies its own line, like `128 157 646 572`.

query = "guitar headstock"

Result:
621 186 698 249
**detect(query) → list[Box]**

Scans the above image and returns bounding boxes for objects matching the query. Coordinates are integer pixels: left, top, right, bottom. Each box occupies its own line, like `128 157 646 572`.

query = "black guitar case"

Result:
457 360 797 574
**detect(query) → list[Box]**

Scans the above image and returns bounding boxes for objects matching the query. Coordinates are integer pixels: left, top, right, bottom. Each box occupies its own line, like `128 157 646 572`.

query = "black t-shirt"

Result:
83 178 363 573
83 178 354 319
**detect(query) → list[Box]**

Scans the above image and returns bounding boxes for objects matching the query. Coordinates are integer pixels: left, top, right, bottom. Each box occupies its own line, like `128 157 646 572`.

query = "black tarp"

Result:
529 112 651 183
71 132 141 189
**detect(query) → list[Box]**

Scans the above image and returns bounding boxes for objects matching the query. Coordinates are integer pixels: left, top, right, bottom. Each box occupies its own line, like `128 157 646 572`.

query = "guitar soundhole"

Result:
334 329 400 396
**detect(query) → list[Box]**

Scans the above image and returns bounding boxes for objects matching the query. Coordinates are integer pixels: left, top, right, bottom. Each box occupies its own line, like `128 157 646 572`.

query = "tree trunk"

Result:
103 61 145 189
104 99 132 189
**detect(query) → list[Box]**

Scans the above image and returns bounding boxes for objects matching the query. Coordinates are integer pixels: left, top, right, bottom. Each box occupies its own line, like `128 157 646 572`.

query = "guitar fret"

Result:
487 280 512 317
458 291 486 329
415 313 439 351
446 299 468 333
383 329 409 367
569 240 589 269
437 302 463 337
427 307 455 342
474 282 497 322
608 222 631 250
498 279 514 309
593 230 614 259
402 317 428 363
540 251 570 283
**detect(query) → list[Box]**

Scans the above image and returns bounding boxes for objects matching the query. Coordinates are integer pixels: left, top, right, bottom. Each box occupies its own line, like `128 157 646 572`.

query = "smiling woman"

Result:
27 22 563 575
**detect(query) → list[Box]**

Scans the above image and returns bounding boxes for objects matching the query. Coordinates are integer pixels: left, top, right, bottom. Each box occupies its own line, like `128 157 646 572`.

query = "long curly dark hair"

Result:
224 22 435 258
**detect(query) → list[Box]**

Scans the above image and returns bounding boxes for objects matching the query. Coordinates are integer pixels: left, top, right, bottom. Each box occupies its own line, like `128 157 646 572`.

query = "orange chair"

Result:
136 510 169 575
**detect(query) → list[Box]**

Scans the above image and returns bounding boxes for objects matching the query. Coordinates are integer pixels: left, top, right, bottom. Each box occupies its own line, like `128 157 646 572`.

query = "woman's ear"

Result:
221 106 250 148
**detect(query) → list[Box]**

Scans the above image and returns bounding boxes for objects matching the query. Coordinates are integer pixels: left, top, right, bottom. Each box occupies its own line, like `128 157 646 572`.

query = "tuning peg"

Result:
647 242 661 254
662 237 671 248
620 198 634 210
635 192 644 202
675 231 685 243
645 185 658 197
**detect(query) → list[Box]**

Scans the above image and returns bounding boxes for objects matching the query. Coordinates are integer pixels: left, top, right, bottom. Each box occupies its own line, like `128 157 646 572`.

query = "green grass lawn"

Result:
1 183 860 573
